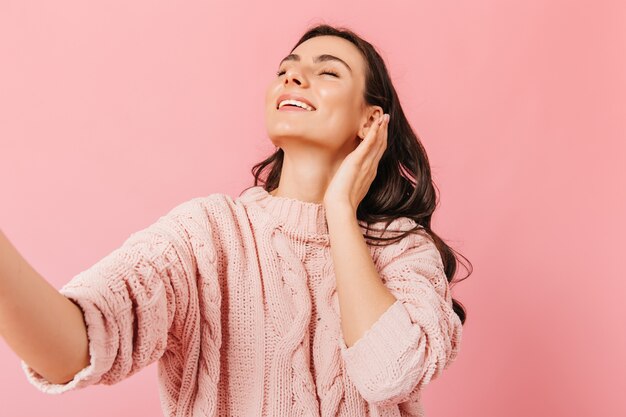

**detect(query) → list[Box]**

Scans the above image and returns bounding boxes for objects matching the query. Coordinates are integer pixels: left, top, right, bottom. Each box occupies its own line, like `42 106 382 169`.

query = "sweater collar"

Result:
238 185 330 237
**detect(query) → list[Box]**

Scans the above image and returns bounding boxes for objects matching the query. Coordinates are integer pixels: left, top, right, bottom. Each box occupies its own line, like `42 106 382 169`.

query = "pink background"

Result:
1 1 624 416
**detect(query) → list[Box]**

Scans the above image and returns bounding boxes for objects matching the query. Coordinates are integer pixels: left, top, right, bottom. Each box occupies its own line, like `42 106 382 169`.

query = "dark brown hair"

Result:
248 23 471 325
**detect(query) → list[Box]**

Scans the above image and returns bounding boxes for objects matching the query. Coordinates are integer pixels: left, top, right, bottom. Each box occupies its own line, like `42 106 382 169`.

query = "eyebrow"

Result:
278 53 352 73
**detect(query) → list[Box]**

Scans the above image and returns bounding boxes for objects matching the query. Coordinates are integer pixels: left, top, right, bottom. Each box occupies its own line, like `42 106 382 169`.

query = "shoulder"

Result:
371 217 441 265
366 216 431 244
140 193 245 247
152 192 247 252
164 192 242 222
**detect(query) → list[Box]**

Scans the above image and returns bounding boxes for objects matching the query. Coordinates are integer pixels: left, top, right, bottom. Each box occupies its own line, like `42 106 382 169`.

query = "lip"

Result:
276 93 316 111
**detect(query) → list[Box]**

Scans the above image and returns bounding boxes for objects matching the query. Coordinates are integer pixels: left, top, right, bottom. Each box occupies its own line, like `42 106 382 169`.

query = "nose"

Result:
284 68 307 86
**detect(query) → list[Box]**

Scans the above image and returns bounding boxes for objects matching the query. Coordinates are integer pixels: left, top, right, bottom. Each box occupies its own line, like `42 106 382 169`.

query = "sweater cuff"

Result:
338 299 422 400
20 289 115 394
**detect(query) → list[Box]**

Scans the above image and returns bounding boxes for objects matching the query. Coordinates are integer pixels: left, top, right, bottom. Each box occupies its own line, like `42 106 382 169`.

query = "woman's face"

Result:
265 35 381 155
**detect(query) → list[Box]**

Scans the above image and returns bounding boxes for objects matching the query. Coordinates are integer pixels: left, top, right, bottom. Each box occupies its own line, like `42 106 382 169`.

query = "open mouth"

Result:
276 99 316 111
278 105 314 112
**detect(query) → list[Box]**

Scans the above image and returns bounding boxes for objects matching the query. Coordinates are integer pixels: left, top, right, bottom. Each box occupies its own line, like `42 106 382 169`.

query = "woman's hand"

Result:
323 113 389 213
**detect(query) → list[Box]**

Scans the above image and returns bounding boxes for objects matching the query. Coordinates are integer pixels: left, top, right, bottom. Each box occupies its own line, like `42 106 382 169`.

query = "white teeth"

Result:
278 99 314 111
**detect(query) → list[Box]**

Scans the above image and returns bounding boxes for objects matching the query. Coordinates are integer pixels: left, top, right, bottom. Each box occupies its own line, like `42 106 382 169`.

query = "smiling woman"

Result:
256 24 470 320
8 22 470 417
248 23 471 414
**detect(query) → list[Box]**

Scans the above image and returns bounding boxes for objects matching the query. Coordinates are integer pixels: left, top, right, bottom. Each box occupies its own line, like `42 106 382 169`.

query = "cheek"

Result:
320 86 348 106
323 93 360 121
321 85 360 114
322 111 360 141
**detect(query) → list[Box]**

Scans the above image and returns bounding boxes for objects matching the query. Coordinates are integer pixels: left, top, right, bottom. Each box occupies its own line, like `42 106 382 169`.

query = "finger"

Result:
366 115 387 165
352 117 384 165
357 115 385 159
362 115 385 146
368 115 388 164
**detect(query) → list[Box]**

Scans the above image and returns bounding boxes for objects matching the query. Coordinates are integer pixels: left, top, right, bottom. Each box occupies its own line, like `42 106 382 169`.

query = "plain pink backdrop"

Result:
1 1 624 416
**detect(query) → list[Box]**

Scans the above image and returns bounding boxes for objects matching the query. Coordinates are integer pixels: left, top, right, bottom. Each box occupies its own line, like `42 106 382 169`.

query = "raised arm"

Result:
0 230 90 384
338 222 463 407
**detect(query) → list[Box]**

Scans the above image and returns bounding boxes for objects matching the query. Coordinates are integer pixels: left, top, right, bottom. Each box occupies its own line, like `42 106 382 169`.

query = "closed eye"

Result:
275 69 340 78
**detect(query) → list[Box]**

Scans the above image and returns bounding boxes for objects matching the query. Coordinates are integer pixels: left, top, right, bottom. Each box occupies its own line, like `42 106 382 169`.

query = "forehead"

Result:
290 35 364 74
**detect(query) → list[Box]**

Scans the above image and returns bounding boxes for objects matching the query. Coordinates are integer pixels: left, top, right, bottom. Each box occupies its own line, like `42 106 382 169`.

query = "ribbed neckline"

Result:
238 185 330 238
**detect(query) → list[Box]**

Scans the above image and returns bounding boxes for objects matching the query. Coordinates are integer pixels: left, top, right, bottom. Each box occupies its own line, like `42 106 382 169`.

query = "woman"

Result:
2 24 469 416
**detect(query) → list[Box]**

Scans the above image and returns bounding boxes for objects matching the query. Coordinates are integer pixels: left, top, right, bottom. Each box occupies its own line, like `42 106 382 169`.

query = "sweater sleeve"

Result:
338 224 463 407
20 199 200 395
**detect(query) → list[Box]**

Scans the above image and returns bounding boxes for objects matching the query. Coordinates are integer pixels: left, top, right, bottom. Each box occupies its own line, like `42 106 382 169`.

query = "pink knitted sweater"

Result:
21 185 462 416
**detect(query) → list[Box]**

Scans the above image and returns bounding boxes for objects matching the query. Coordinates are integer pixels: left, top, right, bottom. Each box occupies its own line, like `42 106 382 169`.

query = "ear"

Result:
357 106 384 139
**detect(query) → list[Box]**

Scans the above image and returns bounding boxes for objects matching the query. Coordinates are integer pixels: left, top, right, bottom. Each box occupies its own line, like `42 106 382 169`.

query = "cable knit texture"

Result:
20 185 462 416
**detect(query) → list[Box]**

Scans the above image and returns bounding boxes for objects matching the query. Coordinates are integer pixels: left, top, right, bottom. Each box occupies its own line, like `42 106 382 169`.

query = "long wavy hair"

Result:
248 23 471 325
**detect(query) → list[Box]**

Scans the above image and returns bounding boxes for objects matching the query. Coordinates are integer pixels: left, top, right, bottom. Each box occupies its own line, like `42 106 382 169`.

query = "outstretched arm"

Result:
0 230 89 384
3 197 202 395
